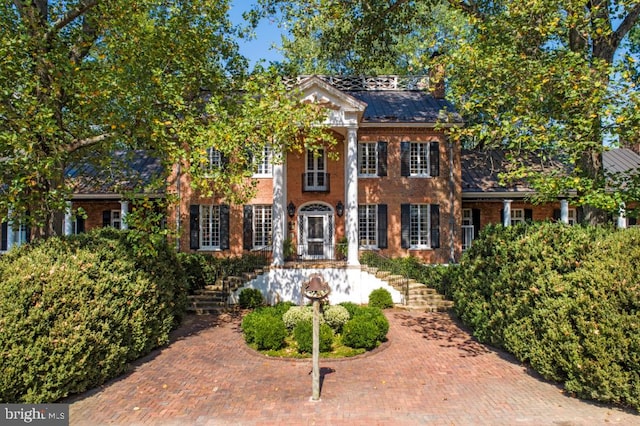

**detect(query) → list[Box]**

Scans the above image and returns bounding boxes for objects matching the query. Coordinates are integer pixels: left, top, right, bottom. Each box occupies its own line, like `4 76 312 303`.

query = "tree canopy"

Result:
1 0 333 239
254 0 640 222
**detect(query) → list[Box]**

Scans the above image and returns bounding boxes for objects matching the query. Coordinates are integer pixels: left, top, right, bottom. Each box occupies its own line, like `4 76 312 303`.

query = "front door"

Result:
299 203 333 260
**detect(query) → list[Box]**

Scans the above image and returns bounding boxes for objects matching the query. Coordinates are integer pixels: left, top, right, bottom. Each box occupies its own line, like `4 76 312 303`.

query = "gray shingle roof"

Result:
347 90 463 124
462 148 640 195
461 150 533 194
66 150 164 195
603 148 640 174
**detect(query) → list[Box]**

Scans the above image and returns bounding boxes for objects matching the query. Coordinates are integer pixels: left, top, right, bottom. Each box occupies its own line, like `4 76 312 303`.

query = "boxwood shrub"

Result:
293 320 334 353
451 222 640 410
238 288 264 309
368 288 394 309
0 228 187 403
342 306 389 350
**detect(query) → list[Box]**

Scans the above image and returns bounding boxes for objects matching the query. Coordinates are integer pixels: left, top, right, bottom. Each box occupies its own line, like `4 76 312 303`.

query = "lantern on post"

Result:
302 274 331 401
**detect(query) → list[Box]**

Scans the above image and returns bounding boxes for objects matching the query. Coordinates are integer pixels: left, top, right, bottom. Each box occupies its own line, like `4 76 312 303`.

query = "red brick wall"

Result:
357 128 461 263
72 200 123 231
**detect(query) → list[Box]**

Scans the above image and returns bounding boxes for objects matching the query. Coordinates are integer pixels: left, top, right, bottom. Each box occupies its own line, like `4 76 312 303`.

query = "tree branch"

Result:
44 0 99 44
66 133 113 153
612 3 640 49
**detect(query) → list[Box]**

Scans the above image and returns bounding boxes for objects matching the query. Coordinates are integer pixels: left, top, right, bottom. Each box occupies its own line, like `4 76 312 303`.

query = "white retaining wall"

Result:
229 267 403 306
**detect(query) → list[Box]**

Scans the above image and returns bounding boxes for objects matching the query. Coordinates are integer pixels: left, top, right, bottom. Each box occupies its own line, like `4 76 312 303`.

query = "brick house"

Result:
3 75 639 272
167 75 464 270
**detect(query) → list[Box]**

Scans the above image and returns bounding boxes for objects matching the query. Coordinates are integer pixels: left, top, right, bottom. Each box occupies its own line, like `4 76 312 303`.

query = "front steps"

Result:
186 269 267 315
187 264 453 314
360 265 454 313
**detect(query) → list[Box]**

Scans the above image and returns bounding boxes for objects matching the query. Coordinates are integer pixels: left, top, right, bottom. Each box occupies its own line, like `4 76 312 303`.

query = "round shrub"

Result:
293 320 334 353
241 311 262 344
342 316 381 350
0 228 187 403
368 288 394 309
339 301 363 318
323 304 350 333
283 306 314 330
238 288 264 309
252 315 287 351
357 306 390 342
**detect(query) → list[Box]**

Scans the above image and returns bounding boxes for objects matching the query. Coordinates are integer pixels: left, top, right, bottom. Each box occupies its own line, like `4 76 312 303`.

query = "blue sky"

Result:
229 1 285 68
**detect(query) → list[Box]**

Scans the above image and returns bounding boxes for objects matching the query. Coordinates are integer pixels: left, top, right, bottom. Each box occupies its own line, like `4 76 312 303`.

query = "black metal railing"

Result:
286 241 348 264
302 172 330 192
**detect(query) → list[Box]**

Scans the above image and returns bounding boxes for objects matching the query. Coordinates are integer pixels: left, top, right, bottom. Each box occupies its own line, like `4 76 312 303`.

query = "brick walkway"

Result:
67 310 639 425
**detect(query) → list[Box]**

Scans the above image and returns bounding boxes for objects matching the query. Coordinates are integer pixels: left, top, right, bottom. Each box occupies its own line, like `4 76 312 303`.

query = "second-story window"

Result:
304 148 328 191
254 145 273 176
358 143 377 176
400 141 439 177
206 147 222 172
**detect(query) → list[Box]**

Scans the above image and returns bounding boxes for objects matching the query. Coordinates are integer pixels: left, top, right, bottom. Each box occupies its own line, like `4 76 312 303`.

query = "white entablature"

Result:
296 76 367 129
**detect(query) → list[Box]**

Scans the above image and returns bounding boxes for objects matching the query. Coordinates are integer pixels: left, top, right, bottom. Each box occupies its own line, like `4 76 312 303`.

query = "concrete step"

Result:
189 293 227 302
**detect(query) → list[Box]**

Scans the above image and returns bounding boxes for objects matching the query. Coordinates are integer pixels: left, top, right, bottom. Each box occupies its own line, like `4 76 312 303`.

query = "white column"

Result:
345 127 359 266
272 160 286 266
502 199 512 227
6 209 14 251
560 199 570 225
120 201 129 230
617 203 627 229
64 201 74 236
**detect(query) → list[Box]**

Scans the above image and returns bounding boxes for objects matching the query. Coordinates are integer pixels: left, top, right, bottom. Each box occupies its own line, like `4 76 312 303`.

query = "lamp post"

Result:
302 274 331 401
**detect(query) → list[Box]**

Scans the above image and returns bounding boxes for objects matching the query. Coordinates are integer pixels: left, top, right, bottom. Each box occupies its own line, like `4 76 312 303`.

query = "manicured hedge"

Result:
0 228 187 403
451 222 640 410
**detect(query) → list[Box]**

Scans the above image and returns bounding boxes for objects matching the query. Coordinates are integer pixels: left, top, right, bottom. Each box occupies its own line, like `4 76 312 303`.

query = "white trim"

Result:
346 127 360 266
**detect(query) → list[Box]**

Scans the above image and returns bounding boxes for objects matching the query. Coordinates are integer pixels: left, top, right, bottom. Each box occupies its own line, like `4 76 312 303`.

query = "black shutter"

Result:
472 208 481 239
220 204 230 250
553 209 561 221
1 222 7 251
401 204 410 248
500 209 505 225
430 142 440 177
102 210 111 227
430 204 440 249
189 205 199 250
629 217 637 226
400 142 410 177
221 152 229 170
25 225 31 243
377 141 388 177
576 207 584 224
243 205 253 250
76 217 85 234
525 209 533 222
377 204 388 249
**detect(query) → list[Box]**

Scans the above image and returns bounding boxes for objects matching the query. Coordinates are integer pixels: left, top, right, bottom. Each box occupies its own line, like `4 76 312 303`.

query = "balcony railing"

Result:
283 75 430 91
302 172 330 192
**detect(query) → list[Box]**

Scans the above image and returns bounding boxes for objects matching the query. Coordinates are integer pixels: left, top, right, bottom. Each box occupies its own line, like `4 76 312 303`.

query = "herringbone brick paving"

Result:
67 310 639 425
